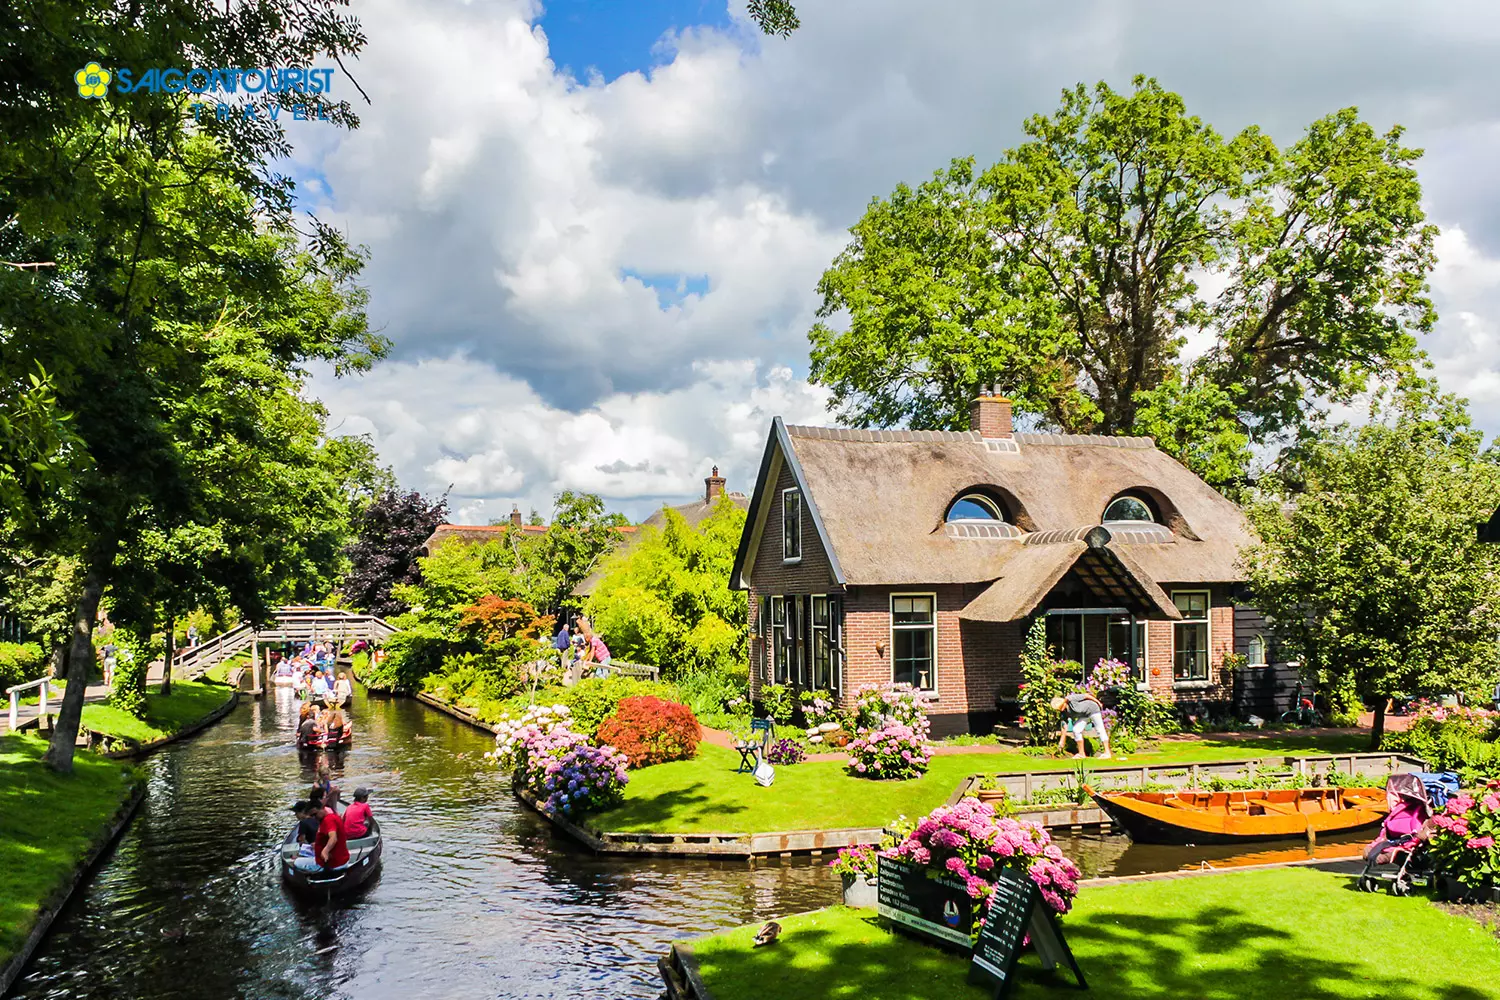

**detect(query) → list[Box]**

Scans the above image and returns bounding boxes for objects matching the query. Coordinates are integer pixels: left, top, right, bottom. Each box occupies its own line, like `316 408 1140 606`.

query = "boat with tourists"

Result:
1087 786 1389 844
297 723 353 750
279 818 383 897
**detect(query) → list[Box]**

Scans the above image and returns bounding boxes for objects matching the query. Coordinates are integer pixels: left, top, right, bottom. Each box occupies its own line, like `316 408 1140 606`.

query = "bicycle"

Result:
1278 680 1323 727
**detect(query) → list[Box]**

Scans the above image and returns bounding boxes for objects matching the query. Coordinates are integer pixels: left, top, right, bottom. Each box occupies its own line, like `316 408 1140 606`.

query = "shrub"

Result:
488 704 573 772
1428 781 1500 891
371 621 465 690
760 683 795 724
675 668 750 731
765 737 805 765
107 633 150 720
0 641 45 693
847 722 931 779
555 675 679 736
1384 703 1500 784
1017 620 1067 744
420 651 527 713
853 683 933 737
596 695 701 768
800 688 839 726
884 798 1082 920
533 740 630 817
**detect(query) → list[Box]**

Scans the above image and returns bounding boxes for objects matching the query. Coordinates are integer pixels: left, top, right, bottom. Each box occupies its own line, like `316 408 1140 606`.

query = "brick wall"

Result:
1144 585 1236 703
747 459 841 700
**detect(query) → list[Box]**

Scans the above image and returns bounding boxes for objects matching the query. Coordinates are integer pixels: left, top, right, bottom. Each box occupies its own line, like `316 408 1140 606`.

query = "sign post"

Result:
875 855 975 950
967 868 1086 998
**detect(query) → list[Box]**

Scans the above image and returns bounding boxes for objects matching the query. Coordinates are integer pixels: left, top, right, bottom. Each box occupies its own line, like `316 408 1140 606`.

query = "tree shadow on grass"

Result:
693 906 1493 1000
594 781 749 831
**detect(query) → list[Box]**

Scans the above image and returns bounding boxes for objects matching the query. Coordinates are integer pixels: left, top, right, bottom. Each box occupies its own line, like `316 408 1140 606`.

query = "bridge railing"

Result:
172 607 401 682
6 677 52 731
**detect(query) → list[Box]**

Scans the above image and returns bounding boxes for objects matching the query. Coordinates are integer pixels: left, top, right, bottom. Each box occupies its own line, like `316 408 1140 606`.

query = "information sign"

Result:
967 868 1086 998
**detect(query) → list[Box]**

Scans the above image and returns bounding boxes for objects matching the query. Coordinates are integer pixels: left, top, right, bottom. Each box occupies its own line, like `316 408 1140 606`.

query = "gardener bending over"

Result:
1050 693 1112 760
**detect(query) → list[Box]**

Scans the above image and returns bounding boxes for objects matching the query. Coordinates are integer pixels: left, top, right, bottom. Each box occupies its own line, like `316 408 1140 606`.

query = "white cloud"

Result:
293 0 1500 522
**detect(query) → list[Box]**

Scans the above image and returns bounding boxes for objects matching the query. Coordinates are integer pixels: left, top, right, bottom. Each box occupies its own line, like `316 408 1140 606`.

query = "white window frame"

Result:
1247 634 1267 667
781 487 802 563
1107 616 1149 689
1172 590 1211 683
890 592 937 693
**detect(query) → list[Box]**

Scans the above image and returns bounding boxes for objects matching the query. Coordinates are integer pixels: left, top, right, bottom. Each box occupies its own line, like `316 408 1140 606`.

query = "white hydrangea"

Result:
491 704 573 772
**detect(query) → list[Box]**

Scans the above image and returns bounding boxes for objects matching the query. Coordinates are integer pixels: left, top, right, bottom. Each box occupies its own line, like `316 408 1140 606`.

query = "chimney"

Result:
510 504 522 528
970 384 1013 438
705 464 726 502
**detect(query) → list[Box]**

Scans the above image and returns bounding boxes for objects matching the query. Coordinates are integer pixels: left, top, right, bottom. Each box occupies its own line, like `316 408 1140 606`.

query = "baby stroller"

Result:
1356 772 1459 896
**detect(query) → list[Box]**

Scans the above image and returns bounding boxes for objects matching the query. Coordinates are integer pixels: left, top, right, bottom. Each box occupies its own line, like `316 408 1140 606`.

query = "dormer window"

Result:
1103 495 1154 524
945 494 1005 522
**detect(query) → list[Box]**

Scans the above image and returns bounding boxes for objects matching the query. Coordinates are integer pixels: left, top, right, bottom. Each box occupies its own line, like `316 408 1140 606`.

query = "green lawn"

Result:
202 652 250 684
79 680 233 745
688 868 1499 1000
589 733 1372 835
0 734 139 968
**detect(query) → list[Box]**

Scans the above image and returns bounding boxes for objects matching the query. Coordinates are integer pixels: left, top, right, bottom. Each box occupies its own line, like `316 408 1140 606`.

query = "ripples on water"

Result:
9 690 840 1000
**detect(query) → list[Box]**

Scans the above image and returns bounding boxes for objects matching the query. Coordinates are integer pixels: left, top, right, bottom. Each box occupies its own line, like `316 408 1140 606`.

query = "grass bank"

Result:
588 733 1373 835
687 868 1499 1000
0 734 139 969
79 680 234 745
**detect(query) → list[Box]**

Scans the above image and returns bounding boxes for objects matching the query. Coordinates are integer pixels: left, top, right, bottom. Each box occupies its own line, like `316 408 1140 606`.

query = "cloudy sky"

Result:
296 0 1500 523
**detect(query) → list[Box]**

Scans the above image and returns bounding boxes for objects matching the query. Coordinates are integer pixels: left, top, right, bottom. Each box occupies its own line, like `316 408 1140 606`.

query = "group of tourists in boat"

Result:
275 640 357 749
281 761 383 895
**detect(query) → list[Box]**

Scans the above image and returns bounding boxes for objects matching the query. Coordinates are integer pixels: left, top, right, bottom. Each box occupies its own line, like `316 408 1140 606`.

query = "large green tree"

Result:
1244 387 1500 749
809 77 1437 489
586 497 749 677
0 1 380 771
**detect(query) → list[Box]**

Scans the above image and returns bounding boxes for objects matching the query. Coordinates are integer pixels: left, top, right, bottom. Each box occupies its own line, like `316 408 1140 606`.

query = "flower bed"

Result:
847 722 931 780
1384 703 1500 784
885 798 1081 919
486 703 629 817
1430 779 1500 895
766 737 806 765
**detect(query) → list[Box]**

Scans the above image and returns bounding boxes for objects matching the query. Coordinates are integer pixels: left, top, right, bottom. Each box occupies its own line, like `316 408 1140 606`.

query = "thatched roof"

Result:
731 419 1256 620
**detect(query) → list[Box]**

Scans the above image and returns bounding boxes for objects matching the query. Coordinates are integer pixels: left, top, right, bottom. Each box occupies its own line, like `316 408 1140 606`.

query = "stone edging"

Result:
661 942 716 1000
0 777 146 995
97 688 240 760
414 691 495 730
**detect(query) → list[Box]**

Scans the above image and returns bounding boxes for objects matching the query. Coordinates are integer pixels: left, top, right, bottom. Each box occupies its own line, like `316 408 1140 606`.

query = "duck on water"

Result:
281 785 383 897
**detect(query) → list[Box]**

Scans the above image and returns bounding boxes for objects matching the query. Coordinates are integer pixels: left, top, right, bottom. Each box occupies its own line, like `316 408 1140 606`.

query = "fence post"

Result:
7 690 16 731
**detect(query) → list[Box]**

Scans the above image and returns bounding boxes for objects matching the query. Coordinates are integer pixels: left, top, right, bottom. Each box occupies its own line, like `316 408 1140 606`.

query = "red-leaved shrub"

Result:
596 696 700 768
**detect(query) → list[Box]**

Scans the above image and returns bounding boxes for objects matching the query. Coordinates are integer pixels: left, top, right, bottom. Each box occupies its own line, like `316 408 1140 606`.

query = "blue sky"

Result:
539 0 731 80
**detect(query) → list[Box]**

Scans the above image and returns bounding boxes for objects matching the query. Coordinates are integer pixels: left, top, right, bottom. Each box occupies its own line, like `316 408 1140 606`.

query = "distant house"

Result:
420 506 559 556
573 467 751 598
730 390 1277 736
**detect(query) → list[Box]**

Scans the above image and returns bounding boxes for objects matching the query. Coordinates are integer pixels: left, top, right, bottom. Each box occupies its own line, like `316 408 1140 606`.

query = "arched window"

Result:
1247 635 1267 667
1103 495 1154 523
946 494 1004 522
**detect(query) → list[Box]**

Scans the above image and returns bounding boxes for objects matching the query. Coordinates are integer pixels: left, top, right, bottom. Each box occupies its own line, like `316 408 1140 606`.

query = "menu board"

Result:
967 868 1086 998
875 855 975 949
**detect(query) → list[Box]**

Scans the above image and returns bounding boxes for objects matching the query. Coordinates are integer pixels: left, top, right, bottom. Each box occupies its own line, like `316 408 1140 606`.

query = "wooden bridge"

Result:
173 605 400 693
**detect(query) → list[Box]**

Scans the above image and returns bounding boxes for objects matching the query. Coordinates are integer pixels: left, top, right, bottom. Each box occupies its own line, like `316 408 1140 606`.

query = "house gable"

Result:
731 417 844 591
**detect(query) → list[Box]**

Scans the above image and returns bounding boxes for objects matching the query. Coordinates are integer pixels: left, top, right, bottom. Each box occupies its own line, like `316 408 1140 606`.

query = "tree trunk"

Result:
44 570 105 774
160 612 174 696
1368 698 1387 752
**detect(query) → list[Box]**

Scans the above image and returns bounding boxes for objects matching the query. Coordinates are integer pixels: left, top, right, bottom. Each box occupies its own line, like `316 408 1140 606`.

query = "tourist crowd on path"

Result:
553 616 611 686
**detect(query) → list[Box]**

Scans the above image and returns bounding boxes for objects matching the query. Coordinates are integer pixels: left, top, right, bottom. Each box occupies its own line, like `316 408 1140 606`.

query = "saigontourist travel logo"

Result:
70 63 339 121
75 62 111 98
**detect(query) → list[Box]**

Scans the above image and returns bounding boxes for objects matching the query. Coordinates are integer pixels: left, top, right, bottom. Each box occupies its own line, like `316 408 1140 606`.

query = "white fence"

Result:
172 606 400 685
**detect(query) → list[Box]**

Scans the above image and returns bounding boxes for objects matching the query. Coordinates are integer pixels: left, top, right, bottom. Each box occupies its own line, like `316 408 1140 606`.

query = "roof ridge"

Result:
783 424 1155 449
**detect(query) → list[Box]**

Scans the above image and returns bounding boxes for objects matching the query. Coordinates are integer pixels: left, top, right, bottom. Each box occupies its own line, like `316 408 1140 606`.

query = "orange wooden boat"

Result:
1087 786 1389 844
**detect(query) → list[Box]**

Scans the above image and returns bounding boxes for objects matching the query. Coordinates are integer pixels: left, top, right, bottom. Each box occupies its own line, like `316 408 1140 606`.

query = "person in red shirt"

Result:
342 787 374 839
293 801 349 871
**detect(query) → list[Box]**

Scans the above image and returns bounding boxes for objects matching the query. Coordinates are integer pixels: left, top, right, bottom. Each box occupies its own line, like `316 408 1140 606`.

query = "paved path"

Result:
3 663 165 735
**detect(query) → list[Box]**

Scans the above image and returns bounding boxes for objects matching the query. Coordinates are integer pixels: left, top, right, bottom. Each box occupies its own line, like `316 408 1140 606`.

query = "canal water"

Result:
8 689 1366 999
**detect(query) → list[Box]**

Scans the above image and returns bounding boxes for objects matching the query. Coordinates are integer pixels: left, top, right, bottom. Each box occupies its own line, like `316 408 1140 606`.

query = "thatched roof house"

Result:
731 391 1275 735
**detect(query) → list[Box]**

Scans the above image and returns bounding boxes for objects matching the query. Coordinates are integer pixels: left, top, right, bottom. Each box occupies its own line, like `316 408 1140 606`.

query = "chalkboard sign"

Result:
875 855 975 949
967 868 1086 999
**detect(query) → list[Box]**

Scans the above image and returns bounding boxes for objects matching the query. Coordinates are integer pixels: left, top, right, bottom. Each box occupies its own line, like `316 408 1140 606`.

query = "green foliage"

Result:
586 498 749 678
418 652 527 719
808 77 1436 488
552 675 680 737
1017 619 1065 744
1245 386 1500 748
526 491 631 615
106 632 150 720
747 0 799 36
1384 708 1500 785
368 620 470 691
674 667 751 731
760 683 795 724
0 642 45 692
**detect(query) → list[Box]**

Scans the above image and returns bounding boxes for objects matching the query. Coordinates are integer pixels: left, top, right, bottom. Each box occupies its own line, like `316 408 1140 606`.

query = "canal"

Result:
9 689 1367 999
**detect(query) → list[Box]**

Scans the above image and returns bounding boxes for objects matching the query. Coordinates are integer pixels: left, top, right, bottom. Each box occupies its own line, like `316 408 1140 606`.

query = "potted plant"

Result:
830 844 880 907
